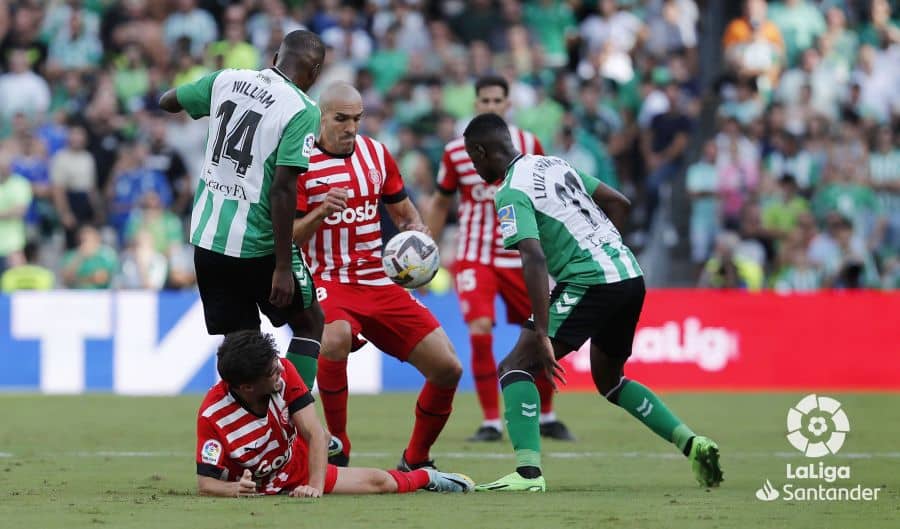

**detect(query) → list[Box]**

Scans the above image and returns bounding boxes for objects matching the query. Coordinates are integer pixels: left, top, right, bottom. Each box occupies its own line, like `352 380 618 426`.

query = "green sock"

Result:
500 371 542 472
613 379 695 453
286 337 320 389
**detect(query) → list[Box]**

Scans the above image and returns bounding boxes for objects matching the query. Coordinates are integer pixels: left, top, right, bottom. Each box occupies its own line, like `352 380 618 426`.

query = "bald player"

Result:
159 30 327 383
292 83 462 472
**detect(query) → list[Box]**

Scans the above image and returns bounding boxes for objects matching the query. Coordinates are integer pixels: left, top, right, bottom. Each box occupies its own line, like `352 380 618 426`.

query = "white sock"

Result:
482 419 503 430
539 411 557 424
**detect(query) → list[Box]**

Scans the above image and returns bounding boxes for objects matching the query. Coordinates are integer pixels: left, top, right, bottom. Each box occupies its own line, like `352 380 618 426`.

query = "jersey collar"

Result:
270 66 294 86
316 141 355 159
503 153 525 182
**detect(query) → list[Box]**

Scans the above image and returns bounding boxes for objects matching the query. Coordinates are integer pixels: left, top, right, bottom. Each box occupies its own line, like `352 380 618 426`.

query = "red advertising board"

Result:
559 290 900 391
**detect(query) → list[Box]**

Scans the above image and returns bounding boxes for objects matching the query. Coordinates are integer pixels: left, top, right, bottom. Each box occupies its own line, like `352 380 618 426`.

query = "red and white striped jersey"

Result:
195 358 313 495
297 135 405 286
438 125 544 268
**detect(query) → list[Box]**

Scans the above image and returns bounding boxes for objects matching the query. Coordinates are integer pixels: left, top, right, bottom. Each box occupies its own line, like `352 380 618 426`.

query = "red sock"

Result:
317 356 351 455
470 334 499 421
535 374 554 415
387 469 430 493
405 381 456 465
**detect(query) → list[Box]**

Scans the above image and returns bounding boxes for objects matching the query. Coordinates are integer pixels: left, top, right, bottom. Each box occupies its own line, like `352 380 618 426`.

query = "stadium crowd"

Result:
0 0 896 292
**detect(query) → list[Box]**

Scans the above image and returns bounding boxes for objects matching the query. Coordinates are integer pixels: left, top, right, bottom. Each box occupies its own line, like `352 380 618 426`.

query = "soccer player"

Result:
159 30 325 385
462 113 723 492
425 75 573 442
292 83 462 471
196 330 473 497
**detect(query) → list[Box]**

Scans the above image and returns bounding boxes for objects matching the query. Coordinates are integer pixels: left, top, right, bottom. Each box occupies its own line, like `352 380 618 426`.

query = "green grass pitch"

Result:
1 392 897 529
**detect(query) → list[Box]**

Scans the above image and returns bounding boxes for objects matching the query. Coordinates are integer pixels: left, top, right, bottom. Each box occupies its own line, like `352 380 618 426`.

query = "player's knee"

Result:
321 325 352 361
468 317 492 336
373 470 396 493
431 352 462 387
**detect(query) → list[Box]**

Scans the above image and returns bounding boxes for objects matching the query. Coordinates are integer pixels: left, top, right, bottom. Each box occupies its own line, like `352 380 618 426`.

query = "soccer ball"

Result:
382 231 440 289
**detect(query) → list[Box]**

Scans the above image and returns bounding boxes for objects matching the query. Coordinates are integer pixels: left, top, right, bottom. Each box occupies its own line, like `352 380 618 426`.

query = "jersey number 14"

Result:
211 99 261 177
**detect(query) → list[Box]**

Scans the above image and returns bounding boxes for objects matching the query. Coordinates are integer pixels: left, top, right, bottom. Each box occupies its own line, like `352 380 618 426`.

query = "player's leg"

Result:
400 326 462 469
317 318 355 466
474 328 569 492
284 257 324 388
456 264 504 441
194 246 261 335
591 277 723 487
497 266 574 441
329 466 473 494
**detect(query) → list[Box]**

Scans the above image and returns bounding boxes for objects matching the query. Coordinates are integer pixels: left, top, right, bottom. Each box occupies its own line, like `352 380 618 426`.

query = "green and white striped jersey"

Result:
177 68 320 257
495 154 642 286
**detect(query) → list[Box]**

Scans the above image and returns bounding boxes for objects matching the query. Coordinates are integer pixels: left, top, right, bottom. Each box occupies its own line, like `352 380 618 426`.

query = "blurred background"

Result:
0 0 898 395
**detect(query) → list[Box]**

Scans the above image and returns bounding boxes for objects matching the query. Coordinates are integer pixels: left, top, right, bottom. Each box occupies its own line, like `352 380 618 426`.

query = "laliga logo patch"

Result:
498 205 517 238
302 133 315 158
201 440 222 465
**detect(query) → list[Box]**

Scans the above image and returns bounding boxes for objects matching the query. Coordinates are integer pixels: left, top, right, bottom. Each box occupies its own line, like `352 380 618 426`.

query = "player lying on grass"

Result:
196 330 473 497
462 113 723 492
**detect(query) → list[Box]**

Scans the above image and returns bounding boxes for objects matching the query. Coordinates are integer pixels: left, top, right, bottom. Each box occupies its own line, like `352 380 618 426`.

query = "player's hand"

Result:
236 469 261 497
270 267 295 308
536 333 566 391
403 223 431 237
289 485 322 498
318 187 348 218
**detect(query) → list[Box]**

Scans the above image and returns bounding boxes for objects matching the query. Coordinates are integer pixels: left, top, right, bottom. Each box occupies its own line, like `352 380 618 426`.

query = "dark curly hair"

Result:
217 331 279 386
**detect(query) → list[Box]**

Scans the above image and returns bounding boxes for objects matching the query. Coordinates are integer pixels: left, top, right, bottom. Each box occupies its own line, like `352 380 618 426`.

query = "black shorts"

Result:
194 246 315 335
526 276 645 357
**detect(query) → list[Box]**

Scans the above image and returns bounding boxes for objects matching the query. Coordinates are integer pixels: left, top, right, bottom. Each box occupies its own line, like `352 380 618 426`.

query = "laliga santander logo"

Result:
567 317 739 373
786 394 850 458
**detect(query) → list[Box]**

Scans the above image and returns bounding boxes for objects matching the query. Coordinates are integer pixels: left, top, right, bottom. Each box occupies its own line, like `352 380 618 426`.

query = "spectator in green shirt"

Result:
207 5 260 70
687 140 720 264
367 25 409 95
0 153 33 272
1 241 54 292
767 0 826 67
523 0 577 68
124 192 184 257
61 225 118 289
858 0 900 48
762 174 810 238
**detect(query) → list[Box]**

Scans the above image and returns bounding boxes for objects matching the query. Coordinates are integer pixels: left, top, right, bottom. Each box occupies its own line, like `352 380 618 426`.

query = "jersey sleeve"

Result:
295 173 310 214
280 358 314 415
196 415 227 480
176 70 223 119
494 186 539 249
575 168 601 196
276 106 321 170
531 135 545 156
436 148 458 194
381 148 407 203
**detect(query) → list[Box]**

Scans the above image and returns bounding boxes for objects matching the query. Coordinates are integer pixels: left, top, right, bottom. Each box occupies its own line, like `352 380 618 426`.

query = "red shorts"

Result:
316 280 441 361
453 262 531 325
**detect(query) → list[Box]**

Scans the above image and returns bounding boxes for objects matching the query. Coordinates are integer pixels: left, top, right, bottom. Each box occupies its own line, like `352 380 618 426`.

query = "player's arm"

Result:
292 187 347 247
381 146 429 234
578 169 631 233
197 472 258 498
282 359 326 497
424 149 458 240
385 195 429 235
423 192 452 241
290 403 329 497
159 70 222 117
272 108 320 307
195 418 258 498
270 165 302 307
517 238 551 337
